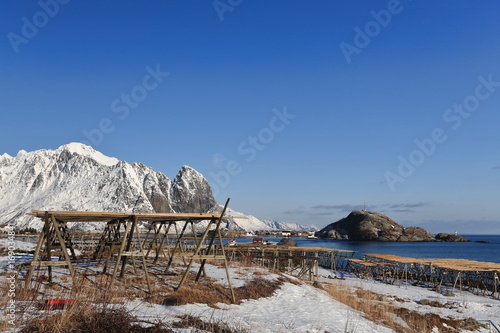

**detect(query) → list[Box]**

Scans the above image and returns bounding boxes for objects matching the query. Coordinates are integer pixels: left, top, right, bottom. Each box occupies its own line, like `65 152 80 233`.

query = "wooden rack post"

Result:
108 215 152 293
24 213 77 289
176 198 236 303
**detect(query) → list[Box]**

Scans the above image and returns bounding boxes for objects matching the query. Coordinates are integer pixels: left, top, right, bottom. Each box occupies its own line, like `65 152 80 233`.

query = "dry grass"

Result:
6 271 174 333
19 305 174 333
159 275 288 307
11 274 254 333
173 314 248 333
234 277 287 302
323 281 476 333
394 307 474 332
10 271 258 333
232 254 254 267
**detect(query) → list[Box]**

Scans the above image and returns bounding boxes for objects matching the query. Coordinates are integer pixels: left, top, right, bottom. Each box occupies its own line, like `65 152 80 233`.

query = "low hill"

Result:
317 210 469 242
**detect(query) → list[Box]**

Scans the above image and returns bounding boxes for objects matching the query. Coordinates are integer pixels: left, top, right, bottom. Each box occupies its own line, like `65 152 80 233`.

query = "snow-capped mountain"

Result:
0 143 316 232
215 207 317 233
218 207 273 232
0 143 217 230
261 218 318 231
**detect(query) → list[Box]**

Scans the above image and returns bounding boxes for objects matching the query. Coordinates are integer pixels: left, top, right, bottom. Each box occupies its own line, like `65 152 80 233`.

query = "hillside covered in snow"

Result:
217 208 317 233
0 143 314 232
0 143 218 230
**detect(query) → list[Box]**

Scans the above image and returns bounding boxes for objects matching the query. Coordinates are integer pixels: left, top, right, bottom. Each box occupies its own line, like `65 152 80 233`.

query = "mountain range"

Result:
0 143 315 232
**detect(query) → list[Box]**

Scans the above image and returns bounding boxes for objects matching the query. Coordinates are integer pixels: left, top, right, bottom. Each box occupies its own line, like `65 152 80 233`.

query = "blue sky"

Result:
1 1 500 233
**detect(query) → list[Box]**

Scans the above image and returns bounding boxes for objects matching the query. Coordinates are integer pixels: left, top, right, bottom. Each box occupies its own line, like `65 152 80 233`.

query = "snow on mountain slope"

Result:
0 143 316 233
61 142 120 166
216 207 317 232
0 143 216 230
220 207 271 232
261 218 319 231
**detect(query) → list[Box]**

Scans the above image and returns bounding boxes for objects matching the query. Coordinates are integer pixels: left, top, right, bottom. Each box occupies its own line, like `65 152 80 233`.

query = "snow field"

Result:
1 239 499 332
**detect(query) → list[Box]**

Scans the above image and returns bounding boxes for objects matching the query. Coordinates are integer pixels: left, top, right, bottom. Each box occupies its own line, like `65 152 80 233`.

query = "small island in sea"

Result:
316 210 470 242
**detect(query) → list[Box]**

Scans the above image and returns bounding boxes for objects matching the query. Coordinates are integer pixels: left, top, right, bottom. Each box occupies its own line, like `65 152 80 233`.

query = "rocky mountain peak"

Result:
0 152 12 160
170 165 217 213
0 143 215 230
58 142 120 166
16 149 29 157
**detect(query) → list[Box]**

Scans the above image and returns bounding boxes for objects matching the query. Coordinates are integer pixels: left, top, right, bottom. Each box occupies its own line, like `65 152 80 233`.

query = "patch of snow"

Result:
125 276 396 333
223 207 317 232
59 142 119 166
261 218 318 231
16 150 28 157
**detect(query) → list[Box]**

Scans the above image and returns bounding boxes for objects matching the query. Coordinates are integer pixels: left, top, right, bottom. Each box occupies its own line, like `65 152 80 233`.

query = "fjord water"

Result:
239 235 500 263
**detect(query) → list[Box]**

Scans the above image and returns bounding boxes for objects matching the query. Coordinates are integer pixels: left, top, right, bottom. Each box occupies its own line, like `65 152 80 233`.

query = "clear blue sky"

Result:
1 1 500 233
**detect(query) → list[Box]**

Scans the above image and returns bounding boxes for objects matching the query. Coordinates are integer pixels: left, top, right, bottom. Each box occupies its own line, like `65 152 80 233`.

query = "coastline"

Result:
235 235 500 263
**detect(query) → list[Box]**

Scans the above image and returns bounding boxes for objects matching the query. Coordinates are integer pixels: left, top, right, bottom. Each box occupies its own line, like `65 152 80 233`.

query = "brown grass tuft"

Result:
173 314 246 333
233 277 283 302
323 281 472 333
162 281 230 307
160 277 287 307
394 308 476 333
19 305 174 333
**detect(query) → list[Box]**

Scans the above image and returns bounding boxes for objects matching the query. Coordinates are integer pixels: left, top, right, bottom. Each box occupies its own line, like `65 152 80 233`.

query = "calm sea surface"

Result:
236 235 500 264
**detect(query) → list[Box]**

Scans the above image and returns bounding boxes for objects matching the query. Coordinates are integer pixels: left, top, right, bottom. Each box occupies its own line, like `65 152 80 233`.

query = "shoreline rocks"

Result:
435 233 470 242
278 237 297 247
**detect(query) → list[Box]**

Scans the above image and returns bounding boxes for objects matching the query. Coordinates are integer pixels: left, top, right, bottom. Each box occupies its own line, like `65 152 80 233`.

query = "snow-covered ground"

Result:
125 280 394 333
317 267 500 330
0 239 35 253
1 238 499 332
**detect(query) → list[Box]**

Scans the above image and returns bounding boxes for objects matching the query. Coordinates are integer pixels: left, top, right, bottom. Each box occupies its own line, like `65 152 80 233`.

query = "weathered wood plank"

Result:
27 210 245 222
31 261 69 266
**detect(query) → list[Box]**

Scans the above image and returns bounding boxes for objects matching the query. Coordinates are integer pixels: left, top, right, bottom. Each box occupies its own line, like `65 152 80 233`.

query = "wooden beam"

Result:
30 261 69 266
190 255 227 260
27 210 245 222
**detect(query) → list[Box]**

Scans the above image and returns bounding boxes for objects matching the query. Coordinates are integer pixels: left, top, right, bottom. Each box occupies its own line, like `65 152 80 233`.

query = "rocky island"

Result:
317 210 470 242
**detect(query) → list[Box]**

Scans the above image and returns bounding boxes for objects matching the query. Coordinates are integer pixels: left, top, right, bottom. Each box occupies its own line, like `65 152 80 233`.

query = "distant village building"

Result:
281 230 292 237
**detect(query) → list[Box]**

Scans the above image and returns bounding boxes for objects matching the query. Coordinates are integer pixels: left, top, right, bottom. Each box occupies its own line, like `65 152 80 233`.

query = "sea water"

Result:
236 235 500 263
